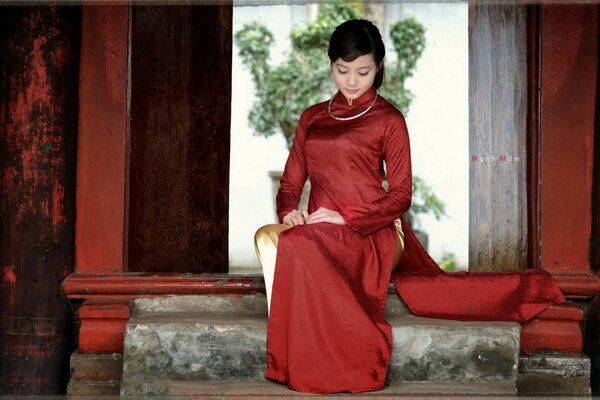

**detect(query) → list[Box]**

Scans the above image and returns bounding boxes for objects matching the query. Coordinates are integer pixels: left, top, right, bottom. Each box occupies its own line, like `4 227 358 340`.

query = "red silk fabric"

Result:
266 87 566 394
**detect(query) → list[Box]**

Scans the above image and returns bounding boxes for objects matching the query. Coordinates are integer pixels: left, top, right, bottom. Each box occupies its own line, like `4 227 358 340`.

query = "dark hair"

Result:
327 19 386 89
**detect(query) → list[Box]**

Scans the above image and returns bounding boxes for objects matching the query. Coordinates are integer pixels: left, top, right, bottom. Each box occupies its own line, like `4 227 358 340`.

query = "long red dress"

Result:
266 86 566 394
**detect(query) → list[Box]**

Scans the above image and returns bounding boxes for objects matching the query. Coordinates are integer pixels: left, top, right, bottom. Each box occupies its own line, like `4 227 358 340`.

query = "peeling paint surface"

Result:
0 7 79 394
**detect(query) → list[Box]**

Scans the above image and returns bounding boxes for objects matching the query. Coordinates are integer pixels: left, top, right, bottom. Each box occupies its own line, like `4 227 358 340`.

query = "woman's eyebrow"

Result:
335 63 372 70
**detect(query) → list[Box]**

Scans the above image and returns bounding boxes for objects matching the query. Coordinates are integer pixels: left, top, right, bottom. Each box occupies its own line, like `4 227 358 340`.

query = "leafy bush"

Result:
439 251 458 272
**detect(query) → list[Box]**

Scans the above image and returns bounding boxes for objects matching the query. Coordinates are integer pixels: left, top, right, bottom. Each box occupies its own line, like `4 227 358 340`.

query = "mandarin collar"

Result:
332 86 377 108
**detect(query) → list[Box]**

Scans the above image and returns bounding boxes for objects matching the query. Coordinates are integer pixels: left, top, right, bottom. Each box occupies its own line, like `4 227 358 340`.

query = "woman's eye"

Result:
337 70 347 74
359 72 369 76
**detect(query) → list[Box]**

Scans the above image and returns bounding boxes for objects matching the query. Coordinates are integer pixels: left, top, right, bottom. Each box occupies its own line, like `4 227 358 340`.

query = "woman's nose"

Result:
347 73 357 86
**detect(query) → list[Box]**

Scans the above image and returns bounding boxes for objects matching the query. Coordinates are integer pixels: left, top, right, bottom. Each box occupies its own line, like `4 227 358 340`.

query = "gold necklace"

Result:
328 92 378 121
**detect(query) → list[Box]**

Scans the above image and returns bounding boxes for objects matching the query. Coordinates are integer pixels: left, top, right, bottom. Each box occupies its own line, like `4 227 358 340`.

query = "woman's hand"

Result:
283 209 310 226
306 207 346 225
283 207 346 226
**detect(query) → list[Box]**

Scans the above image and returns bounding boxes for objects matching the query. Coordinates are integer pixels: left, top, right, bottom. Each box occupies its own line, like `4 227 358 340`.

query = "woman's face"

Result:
331 53 379 102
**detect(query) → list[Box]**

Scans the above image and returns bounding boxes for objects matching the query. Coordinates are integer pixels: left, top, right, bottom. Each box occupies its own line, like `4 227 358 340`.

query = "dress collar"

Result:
332 86 377 109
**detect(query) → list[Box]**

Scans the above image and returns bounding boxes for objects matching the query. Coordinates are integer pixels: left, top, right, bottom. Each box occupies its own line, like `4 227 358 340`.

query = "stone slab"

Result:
122 313 267 383
120 379 517 398
517 350 591 396
70 350 122 381
66 379 120 396
519 350 590 378
388 315 519 383
122 311 519 386
130 291 411 317
131 294 269 316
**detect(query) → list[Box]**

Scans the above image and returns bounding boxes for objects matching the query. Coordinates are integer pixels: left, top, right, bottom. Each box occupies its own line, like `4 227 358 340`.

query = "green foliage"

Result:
399 175 447 230
411 175 447 221
235 1 426 148
439 251 458 272
387 17 426 114
289 3 362 51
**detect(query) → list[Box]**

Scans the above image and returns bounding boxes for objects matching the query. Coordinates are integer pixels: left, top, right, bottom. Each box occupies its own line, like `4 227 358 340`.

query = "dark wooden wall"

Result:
127 6 232 273
0 6 80 394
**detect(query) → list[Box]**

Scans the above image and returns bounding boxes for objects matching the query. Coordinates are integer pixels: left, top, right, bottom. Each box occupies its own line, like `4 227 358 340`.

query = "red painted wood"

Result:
76 6 129 273
521 302 583 354
63 273 265 300
0 7 80 394
539 4 596 274
526 5 541 270
78 302 130 320
521 320 583 354
64 272 598 300
531 301 583 322
554 273 600 298
78 300 130 354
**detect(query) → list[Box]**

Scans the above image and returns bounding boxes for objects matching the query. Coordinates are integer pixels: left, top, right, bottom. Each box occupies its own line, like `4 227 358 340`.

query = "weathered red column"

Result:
521 1 597 359
0 6 80 394
538 4 597 282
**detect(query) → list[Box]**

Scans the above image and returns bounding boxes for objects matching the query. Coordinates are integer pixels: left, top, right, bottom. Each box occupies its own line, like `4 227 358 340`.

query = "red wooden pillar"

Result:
537 4 597 289
76 5 129 274
74 5 131 355
0 6 80 394
520 3 598 356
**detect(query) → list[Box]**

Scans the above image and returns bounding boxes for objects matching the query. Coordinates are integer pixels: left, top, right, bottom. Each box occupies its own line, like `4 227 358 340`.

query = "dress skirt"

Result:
264 220 402 393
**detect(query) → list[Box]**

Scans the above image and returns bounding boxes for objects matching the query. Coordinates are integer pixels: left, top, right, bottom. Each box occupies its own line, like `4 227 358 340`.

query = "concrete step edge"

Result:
126 311 521 331
130 292 411 317
120 379 518 397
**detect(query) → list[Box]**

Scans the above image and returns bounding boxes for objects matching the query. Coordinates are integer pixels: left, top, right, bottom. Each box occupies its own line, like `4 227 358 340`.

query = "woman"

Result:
254 19 565 394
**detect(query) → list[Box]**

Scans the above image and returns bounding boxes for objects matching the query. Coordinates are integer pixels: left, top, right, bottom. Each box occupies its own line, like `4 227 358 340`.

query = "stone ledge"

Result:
67 379 120 396
130 292 411 317
120 379 517 397
517 373 590 397
121 311 519 386
519 350 590 378
517 350 591 396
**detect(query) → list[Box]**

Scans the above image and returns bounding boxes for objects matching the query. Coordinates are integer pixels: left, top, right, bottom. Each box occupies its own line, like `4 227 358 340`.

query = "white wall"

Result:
229 5 305 270
229 3 468 271
391 3 469 269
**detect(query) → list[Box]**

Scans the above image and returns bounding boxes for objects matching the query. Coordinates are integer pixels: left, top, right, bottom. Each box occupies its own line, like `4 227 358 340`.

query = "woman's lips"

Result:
346 89 359 94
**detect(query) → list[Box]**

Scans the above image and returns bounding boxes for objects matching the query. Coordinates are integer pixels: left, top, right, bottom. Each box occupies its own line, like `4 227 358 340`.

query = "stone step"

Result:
130 290 411 316
120 379 517 397
122 311 520 389
67 379 121 396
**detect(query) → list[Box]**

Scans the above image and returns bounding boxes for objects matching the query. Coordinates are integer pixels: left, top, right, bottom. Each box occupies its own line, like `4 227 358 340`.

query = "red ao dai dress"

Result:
264 86 566 394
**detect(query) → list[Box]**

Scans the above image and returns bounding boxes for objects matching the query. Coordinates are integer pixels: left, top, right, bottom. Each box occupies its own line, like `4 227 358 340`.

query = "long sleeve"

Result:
276 111 309 224
338 113 412 237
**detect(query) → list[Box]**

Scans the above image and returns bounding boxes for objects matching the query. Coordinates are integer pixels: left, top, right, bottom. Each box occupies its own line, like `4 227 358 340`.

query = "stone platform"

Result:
120 379 518 398
120 294 521 396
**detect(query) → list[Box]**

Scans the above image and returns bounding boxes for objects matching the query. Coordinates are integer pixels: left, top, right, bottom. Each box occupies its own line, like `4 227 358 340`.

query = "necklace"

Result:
328 92 378 121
